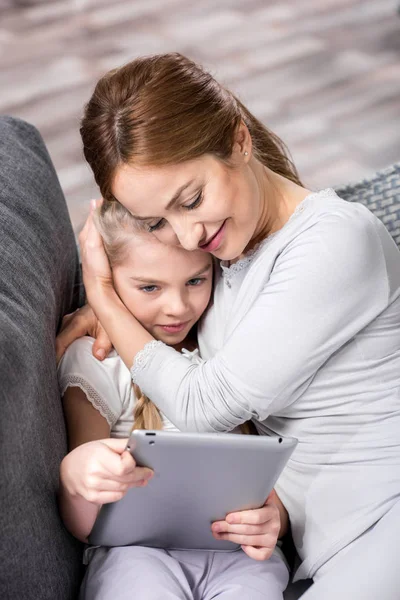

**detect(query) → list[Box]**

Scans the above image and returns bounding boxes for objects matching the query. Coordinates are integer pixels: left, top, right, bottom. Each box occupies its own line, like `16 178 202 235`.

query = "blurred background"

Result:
0 0 399 232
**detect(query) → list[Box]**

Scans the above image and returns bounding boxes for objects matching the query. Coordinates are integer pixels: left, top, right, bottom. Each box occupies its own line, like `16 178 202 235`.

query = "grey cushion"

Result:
0 117 83 600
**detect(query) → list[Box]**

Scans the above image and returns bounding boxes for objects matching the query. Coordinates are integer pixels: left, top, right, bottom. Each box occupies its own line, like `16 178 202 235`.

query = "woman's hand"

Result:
211 489 286 561
60 438 154 505
79 199 114 300
56 304 113 363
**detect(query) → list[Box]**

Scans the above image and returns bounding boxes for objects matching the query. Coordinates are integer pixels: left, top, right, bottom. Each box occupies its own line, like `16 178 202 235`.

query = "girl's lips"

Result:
158 321 189 334
199 220 226 252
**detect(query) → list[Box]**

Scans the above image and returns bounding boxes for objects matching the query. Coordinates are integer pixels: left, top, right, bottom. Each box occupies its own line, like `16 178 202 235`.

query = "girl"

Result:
58 53 400 599
58 201 290 600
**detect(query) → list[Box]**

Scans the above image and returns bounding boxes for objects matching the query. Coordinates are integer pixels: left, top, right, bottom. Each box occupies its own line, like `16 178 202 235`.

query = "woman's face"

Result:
112 146 265 262
112 237 213 346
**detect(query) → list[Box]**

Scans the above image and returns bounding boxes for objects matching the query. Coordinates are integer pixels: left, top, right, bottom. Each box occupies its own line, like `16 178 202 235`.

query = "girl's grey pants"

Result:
80 546 289 599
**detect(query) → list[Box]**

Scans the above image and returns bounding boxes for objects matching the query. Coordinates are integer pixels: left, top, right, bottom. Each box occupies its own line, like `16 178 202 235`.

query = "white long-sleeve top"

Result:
131 188 400 580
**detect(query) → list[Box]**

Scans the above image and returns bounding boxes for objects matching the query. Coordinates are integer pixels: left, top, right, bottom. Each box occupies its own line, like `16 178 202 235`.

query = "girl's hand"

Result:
56 304 113 363
60 438 154 505
79 199 113 299
211 489 284 561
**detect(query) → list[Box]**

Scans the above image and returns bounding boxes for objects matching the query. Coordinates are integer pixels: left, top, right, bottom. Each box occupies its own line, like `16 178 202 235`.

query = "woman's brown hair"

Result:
80 52 301 206
84 53 293 434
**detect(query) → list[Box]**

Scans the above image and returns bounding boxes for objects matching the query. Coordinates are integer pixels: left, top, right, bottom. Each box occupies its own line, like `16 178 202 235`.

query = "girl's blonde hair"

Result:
94 201 163 431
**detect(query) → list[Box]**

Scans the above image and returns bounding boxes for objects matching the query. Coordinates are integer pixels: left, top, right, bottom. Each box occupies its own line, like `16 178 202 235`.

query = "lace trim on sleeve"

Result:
130 340 165 383
59 375 118 427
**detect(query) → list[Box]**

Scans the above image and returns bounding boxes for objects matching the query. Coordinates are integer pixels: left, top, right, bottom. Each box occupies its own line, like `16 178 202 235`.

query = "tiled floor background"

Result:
1 0 400 231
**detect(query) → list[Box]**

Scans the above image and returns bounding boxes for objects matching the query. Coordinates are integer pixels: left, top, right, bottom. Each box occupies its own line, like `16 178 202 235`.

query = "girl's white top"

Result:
129 189 400 580
58 341 205 437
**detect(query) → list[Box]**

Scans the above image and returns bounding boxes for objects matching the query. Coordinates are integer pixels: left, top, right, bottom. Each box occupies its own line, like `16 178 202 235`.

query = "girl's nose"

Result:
165 292 188 317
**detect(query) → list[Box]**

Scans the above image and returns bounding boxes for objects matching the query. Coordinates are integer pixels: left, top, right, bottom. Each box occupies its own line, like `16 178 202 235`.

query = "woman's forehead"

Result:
113 157 211 214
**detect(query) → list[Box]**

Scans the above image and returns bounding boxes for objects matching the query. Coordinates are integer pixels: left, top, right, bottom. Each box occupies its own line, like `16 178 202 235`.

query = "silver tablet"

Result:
89 430 297 551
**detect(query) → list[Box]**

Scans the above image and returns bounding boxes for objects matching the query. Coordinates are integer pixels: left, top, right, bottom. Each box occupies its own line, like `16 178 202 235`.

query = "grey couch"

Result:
0 116 399 600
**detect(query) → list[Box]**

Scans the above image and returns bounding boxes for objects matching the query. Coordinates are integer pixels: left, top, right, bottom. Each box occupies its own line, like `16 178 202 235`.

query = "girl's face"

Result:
112 237 213 345
112 142 267 262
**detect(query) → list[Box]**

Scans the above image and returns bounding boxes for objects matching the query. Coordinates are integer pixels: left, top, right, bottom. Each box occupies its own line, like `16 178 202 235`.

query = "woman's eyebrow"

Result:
131 180 196 220
164 180 195 210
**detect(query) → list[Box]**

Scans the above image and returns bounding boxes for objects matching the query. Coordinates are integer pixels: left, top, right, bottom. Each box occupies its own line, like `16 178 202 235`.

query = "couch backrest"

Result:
336 163 400 249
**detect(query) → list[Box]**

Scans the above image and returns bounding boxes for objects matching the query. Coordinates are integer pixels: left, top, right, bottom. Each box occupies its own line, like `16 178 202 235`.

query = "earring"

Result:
244 151 248 156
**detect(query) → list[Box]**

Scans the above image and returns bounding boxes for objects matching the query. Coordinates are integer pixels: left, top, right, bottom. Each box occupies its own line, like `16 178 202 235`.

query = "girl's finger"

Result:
85 489 128 505
84 477 131 493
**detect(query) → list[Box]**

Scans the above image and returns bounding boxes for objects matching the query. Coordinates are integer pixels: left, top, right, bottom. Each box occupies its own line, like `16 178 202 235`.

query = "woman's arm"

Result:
80 204 390 432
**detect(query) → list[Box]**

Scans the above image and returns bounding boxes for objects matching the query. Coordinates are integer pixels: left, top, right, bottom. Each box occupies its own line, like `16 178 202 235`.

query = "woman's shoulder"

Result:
255 188 386 257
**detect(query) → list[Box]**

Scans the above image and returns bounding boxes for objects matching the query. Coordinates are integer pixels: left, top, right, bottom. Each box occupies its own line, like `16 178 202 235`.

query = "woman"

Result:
58 53 400 599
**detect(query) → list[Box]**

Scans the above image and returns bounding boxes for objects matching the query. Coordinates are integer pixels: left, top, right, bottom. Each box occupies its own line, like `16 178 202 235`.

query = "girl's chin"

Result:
152 332 187 346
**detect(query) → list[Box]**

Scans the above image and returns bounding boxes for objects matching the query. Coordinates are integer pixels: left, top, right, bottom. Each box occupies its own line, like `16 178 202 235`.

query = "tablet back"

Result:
89 431 297 551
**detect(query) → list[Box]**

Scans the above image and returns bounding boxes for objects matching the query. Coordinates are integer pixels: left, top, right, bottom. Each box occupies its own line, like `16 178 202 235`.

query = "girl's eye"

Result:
183 192 203 211
140 285 158 293
187 277 205 286
147 218 165 233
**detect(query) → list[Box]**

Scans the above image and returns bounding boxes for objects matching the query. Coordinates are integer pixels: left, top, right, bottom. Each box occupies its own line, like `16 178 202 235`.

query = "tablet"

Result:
89 430 297 551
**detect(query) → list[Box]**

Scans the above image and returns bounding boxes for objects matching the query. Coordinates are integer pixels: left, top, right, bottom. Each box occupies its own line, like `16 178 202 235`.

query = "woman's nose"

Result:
174 222 203 251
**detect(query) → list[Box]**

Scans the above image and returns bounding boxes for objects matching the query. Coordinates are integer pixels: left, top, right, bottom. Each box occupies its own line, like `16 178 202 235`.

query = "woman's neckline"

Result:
221 187 336 278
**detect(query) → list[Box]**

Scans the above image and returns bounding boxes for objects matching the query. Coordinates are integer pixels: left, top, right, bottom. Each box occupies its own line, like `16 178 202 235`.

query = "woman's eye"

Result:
140 285 158 293
183 192 203 211
187 277 205 286
147 219 165 233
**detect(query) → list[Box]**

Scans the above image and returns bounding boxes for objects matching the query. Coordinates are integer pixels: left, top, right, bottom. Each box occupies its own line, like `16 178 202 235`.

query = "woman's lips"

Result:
158 321 190 334
199 220 227 252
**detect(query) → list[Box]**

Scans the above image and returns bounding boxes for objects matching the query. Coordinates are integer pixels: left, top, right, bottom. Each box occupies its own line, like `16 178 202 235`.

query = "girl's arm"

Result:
58 387 152 542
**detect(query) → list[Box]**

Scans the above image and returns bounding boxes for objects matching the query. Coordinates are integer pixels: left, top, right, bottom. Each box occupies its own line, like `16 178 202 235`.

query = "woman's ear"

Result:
232 121 252 162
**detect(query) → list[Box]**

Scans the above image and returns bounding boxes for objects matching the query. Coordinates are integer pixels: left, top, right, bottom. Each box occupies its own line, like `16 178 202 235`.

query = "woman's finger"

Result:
240 544 275 561
211 522 277 536
212 531 276 548
92 322 113 361
56 318 91 363
79 208 113 291
59 309 79 333
225 503 277 525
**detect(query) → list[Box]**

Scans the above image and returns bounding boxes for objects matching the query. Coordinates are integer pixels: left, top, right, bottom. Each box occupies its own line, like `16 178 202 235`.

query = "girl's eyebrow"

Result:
190 264 212 278
131 180 196 220
129 263 212 285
